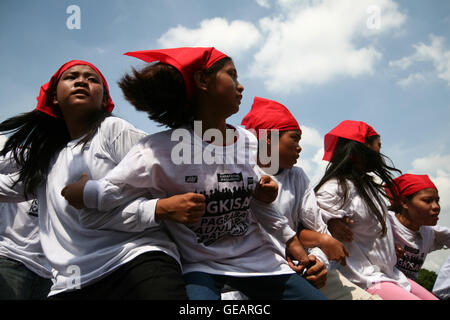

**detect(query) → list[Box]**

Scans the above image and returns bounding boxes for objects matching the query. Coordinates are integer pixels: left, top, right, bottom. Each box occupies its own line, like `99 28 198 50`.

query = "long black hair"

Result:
118 57 232 129
0 108 109 198
314 137 402 237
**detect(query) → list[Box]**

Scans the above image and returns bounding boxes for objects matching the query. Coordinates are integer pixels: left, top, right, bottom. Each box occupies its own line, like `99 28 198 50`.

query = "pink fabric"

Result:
367 279 439 300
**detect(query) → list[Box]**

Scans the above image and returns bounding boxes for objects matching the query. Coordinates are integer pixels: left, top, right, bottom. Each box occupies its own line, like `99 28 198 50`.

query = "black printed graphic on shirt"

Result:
395 246 425 279
217 173 243 183
28 199 39 217
185 176 198 183
192 174 254 246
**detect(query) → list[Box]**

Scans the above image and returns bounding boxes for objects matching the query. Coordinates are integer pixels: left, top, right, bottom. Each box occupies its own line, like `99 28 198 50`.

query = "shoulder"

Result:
316 178 341 193
99 117 146 136
290 166 309 180
236 126 258 144
141 127 177 145
284 166 310 189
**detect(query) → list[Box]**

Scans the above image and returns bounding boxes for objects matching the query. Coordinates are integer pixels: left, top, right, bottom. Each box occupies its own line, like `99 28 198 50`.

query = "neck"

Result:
64 116 91 140
395 212 420 232
194 104 232 145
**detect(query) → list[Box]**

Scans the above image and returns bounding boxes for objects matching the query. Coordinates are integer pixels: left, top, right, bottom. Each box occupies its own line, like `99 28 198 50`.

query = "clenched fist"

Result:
253 175 278 204
155 193 206 224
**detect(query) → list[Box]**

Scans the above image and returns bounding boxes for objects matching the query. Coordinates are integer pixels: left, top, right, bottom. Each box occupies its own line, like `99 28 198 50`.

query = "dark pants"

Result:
50 251 187 300
0 256 52 300
184 271 327 300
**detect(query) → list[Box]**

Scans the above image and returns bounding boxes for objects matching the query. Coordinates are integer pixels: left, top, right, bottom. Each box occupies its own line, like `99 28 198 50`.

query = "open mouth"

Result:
72 89 90 96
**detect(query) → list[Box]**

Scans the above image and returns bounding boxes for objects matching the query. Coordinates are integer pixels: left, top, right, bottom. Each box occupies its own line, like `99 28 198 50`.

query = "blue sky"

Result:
0 0 449 273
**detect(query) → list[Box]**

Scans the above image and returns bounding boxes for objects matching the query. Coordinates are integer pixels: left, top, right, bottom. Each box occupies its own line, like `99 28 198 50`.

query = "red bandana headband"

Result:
35 60 115 119
386 174 437 201
241 97 301 139
123 47 228 105
323 120 379 161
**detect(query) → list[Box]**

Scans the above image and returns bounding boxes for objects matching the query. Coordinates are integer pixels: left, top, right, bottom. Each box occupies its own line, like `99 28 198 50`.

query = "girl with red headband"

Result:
62 48 326 300
0 60 185 299
242 100 384 300
302 120 439 299
386 174 449 288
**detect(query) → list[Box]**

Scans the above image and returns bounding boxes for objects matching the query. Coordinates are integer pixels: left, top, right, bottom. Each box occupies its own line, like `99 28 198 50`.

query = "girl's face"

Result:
207 60 244 118
53 65 107 120
403 188 441 227
278 130 302 169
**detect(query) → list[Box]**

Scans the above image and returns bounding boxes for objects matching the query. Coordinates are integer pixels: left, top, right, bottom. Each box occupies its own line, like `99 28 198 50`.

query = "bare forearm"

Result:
298 229 325 248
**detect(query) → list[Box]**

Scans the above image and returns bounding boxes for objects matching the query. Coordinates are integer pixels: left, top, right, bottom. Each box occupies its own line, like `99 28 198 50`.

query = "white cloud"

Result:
256 0 271 9
389 56 413 70
300 125 322 148
250 0 406 93
390 34 450 87
157 18 262 58
397 72 426 88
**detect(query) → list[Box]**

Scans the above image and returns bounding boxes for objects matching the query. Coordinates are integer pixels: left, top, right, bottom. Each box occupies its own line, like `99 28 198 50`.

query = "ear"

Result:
400 196 409 211
193 70 210 92
101 93 109 109
52 91 59 106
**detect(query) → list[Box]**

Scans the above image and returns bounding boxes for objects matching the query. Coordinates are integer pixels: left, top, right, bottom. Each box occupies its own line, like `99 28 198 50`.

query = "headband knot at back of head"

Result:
323 120 379 161
123 47 228 106
385 174 437 202
35 60 115 119
241 97 301 139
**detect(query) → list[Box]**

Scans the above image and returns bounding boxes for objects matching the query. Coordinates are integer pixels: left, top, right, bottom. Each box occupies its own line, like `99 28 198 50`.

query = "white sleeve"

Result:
250 198 296 243
430 226 450 252
104 119 148 164
0 152 28 202
308 247 330 270
0 172 28 202
300 188 331 235
78 197 161 232
315 186 349 224
433 256 450 299
83 141 164 211
289 167 310 232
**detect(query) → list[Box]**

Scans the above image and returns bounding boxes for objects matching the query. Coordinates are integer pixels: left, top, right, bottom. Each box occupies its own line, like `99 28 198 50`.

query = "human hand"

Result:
61 173 90 209
155 193 206 224
303 255 327 289
327 217 354 242
286 236 310 274
319 234 349 266
253 175 278 204
395 243 405 260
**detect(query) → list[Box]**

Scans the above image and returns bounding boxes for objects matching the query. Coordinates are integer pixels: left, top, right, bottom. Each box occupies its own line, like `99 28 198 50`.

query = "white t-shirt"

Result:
303 178 410 290
388 211 450 280
0 117 180 296
433 255 450 300
0 153 51 278
252 165 330 269
84 125 294 276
